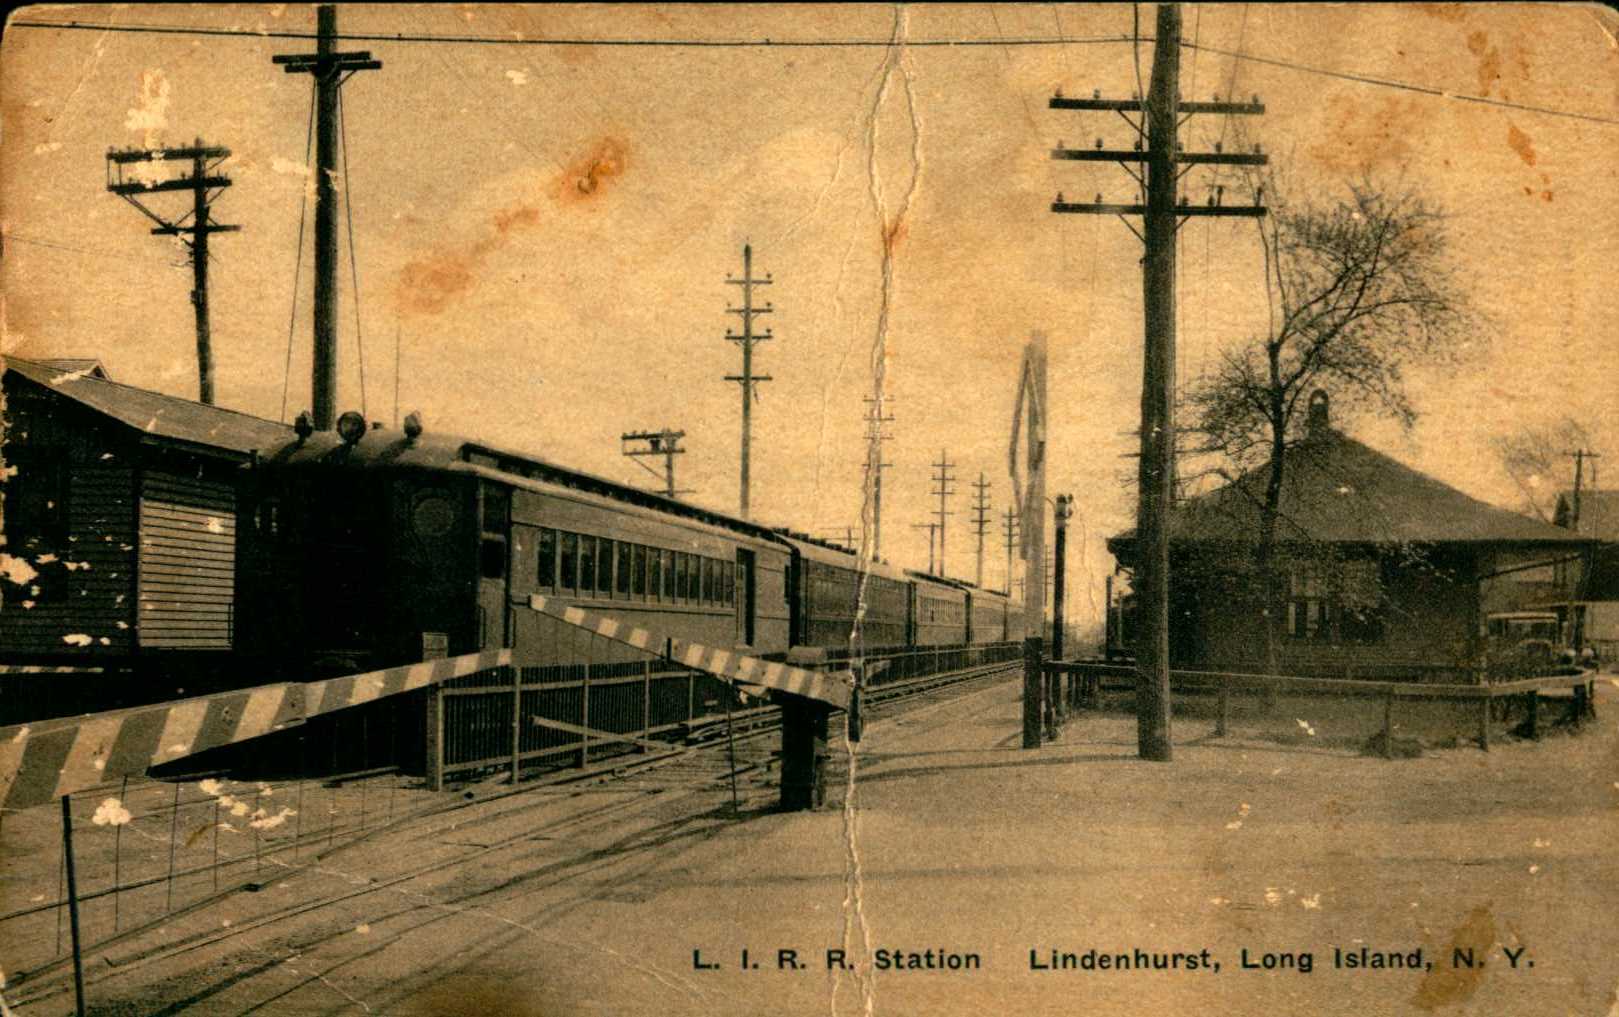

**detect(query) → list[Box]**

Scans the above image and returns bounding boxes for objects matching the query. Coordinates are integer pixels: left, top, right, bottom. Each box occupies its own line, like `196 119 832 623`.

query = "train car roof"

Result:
905 569 971 595
258 425 794 547
776 535 909 583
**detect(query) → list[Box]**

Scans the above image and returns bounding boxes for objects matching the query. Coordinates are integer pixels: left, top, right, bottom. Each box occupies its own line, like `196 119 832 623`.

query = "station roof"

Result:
1110 419 1593 556
5 356 293 459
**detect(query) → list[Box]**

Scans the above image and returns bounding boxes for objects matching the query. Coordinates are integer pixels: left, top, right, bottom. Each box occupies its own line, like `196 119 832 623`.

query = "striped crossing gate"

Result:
526 594 853 709
0 649 510 814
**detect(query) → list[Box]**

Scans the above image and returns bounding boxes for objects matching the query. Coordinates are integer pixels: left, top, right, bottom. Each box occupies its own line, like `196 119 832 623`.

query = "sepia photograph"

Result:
1 4 1616 1014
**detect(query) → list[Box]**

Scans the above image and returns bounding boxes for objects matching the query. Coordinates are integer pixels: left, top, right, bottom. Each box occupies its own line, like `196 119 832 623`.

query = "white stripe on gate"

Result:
402 662 435 692
709 650 732 675
54 716 123 797
349 672 388 706
0 725 31 798
627 627 651 651
153 700 209 764
235 687 287 741
595 617 621 640
682 644 706 669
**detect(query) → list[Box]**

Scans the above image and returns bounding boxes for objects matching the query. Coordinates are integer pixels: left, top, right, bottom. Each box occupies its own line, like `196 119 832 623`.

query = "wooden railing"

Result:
1046 659 1600 757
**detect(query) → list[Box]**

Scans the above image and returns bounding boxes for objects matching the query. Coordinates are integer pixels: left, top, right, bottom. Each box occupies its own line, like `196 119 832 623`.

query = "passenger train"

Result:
233 412 1024 683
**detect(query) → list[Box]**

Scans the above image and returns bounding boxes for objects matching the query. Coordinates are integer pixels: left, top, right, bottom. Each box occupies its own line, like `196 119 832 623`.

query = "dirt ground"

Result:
6 676 1617 1016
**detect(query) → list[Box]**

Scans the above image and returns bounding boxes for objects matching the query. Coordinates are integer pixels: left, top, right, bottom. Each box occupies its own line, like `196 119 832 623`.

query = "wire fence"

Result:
1049 660 1601 756
0 763 441 993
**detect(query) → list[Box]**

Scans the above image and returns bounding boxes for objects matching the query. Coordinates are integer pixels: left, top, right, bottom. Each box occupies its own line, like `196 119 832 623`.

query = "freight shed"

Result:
0 357 293 712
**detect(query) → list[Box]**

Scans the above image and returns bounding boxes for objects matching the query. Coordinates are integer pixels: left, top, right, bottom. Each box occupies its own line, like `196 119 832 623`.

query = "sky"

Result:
3 3 1617 636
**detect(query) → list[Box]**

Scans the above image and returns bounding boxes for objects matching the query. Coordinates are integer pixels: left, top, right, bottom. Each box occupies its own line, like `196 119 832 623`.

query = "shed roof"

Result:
1111 426 1592 553
5 356 293 458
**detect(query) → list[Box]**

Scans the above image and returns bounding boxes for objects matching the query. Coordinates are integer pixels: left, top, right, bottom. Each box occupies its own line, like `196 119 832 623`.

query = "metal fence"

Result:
427 641 1025 787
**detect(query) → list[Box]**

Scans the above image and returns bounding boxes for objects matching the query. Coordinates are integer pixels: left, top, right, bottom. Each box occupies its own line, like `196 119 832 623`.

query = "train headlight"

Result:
337 411 367 445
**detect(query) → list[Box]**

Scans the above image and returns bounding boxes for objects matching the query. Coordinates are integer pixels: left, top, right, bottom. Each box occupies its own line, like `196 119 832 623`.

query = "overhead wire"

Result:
13 16 1617 124
279 86 316 423
338 86 367 417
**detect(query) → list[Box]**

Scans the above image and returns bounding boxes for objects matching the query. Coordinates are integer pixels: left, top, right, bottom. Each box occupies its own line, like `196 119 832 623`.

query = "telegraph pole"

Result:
971 474 992 588
1012 333 1050 749
107 142 240 404
1565 448 1603 650
1049 2 1266 761
863 396 894 560
1052 494 1073 661
931 450 957 577
1002 507 1019 596
622 428 690 498
273 5 381 430
724 244 773 519
912 522 939 574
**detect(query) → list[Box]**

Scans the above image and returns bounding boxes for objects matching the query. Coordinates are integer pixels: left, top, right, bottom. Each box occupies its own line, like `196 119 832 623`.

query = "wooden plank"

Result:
140 525 236 546
138 593 233 608
137 544 236 565
138 603 231 615
138 572 235 589
141 496 235 518
136 559 236 579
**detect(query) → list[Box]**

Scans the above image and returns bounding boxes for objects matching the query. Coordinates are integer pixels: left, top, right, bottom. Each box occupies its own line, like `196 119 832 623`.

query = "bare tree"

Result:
1185 171 1480 672
1491 417 1592 523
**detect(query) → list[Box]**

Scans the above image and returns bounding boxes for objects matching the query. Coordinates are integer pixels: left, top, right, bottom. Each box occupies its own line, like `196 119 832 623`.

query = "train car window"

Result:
648 547 663 601
662 549 675 601
615 541 631 597
723 561 735 607
632 545 648 599
537 529 557 591
255 497 281 539
579 535 597 594
688 555 701 603
596 539 612 596
560 532 578 591
481 486 509 535
701 558 713 605
674 554 689 604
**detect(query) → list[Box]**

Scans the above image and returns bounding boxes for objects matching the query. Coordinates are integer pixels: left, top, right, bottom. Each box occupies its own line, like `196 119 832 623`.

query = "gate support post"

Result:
424 686 445 792
779 694 831 812
781 647 832 812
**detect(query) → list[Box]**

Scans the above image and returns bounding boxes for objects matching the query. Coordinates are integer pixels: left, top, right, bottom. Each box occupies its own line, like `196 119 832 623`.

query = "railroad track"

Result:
7 657 1019 1012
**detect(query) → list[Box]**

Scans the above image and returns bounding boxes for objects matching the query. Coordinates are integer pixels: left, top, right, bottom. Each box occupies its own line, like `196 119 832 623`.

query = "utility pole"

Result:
1010 333 1050 749
1564 448 1603 651
971 474 992 588
930 450 957 577
273 5 381 430
622 428 691 498
1052 494 1073 661
1049 2 1265 761
863 396 894 561
1002 507 1020 596
724 243 773 518
107 142 241 404
912 522 939 574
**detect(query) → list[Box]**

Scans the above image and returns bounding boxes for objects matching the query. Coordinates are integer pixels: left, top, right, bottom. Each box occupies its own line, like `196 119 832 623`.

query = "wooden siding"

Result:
0 467 136 656
138 472 236 649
